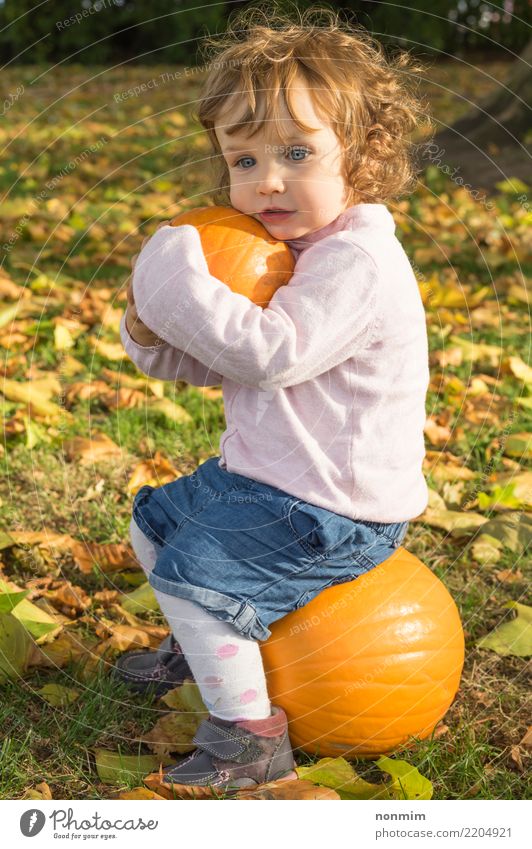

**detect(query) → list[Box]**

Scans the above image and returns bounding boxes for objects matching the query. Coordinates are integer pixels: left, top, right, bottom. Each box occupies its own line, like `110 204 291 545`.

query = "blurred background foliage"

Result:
0 0 530 66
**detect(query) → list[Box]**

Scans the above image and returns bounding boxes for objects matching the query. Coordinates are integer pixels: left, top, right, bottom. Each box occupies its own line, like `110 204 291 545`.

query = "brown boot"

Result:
161 705 297 794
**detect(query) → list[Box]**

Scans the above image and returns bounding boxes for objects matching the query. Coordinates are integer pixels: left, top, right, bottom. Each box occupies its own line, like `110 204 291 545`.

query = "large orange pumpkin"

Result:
170 206 295 307
260 547 465 758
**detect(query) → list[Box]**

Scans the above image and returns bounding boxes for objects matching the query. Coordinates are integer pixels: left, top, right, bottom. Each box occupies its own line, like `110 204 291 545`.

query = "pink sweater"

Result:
120 203 429 522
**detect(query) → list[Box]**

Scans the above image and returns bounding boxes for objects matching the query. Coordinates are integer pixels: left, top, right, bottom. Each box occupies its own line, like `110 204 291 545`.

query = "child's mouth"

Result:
258 210 295 222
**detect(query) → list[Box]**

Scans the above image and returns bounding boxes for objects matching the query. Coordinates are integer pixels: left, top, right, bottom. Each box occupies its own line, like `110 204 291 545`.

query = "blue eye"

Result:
233 146 311 169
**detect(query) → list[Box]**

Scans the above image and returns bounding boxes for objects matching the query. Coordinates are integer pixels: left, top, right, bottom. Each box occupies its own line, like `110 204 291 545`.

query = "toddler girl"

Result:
116 5 430 793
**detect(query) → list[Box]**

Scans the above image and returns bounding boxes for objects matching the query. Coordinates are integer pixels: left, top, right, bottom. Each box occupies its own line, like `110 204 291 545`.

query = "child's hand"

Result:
125 220 171 346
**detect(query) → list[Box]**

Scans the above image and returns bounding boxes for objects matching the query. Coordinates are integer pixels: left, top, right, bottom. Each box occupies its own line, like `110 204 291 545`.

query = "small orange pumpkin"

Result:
170 206 295 307
260 547 465 758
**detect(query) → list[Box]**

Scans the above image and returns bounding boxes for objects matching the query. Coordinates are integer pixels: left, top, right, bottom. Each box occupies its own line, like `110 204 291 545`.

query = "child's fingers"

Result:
126 275 135 306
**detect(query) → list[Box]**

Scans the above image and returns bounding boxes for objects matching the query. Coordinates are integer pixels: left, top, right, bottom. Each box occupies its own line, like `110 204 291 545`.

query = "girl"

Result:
116 5 431 793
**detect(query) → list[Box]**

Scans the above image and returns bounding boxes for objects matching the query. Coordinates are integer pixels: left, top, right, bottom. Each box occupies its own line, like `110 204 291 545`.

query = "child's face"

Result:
215 78 351 240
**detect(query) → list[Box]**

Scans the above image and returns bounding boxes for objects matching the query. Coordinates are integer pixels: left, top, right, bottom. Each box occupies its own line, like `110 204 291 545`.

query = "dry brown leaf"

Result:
100 367 165 398
59 354 86 377
28 630 93 669
71 539 138 575
89 336 127 361
64 380 110 407
0 377 74 421
116 788 166 800
519 727 532 751
494 568 524 584
142 712 200 758
6 528 75 552
237 779 341 800
62 432 122 465
143 773 216 799
22 781 53 800
99 386 147 410
0 269 23 299
194 386 222 400
509 745 524 772
432 346 463 368
128 451 180 496
45 582 91 614
53 316 89 338
93 590 120 606
423 450 476 483
143 773 336 800
96 623 168 653
424 417 452 446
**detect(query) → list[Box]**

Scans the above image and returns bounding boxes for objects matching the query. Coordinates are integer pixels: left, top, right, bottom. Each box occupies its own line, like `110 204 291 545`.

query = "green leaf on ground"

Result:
375 756 434 800
161 680 208 713
94 749 165 786
0 612 33 683
121 582 159 615
296 756 389 800
477 602 532 657
37 683 80 706
0 582 29 613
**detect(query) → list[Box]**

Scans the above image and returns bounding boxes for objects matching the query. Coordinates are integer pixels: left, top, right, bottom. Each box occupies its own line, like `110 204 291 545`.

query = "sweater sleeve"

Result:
119 313 223 386
132 224 380 391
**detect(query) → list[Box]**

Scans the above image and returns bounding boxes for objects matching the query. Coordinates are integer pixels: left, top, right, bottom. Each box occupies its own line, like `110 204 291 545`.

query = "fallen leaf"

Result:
28 630 92 669
505 355 532 386
22 782 53 800
121 582 159 616
0 579 62 642
237 779 340 800
472 534 503 565
142 712 202 758
37 683 80 706
415 507 487 536
161 680 208 713
89 337 127 361
478 512 532 554
127 452 180 496
71 539 139 575
494 568 523 584
116 787 166 800
519 727 532 751
509 745 524 772
376 755 433 800
95 749 169 786
297 756 389 800
45 582 91 614
0 612 33 682
148 397 193 424
62 432 122 465
477 601 532 657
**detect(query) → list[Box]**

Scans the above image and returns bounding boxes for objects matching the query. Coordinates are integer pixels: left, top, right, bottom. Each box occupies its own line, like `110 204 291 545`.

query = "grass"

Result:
0 57 530 799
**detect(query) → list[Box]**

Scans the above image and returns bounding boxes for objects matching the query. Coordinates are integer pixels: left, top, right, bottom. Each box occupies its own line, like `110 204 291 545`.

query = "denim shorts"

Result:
132 456 409 642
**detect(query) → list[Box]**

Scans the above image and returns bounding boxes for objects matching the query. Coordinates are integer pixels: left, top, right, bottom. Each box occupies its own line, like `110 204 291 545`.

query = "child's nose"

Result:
256 162 286 194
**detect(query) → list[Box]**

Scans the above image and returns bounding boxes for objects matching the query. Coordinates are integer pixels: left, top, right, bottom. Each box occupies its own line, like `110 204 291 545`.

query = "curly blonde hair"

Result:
192 2 432 208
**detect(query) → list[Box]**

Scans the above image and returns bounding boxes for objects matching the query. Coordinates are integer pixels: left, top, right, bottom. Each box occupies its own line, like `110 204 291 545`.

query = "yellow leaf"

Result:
127 452 180 495
62 432 122 465
37 683 80 706
506 356 532 386
116 788 166 800
449 336 502 367
148 397 193 424
54 324 74 351
90 337 127 361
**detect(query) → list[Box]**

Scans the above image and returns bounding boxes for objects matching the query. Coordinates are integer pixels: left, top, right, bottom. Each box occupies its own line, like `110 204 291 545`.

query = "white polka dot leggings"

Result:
129 517 272 721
